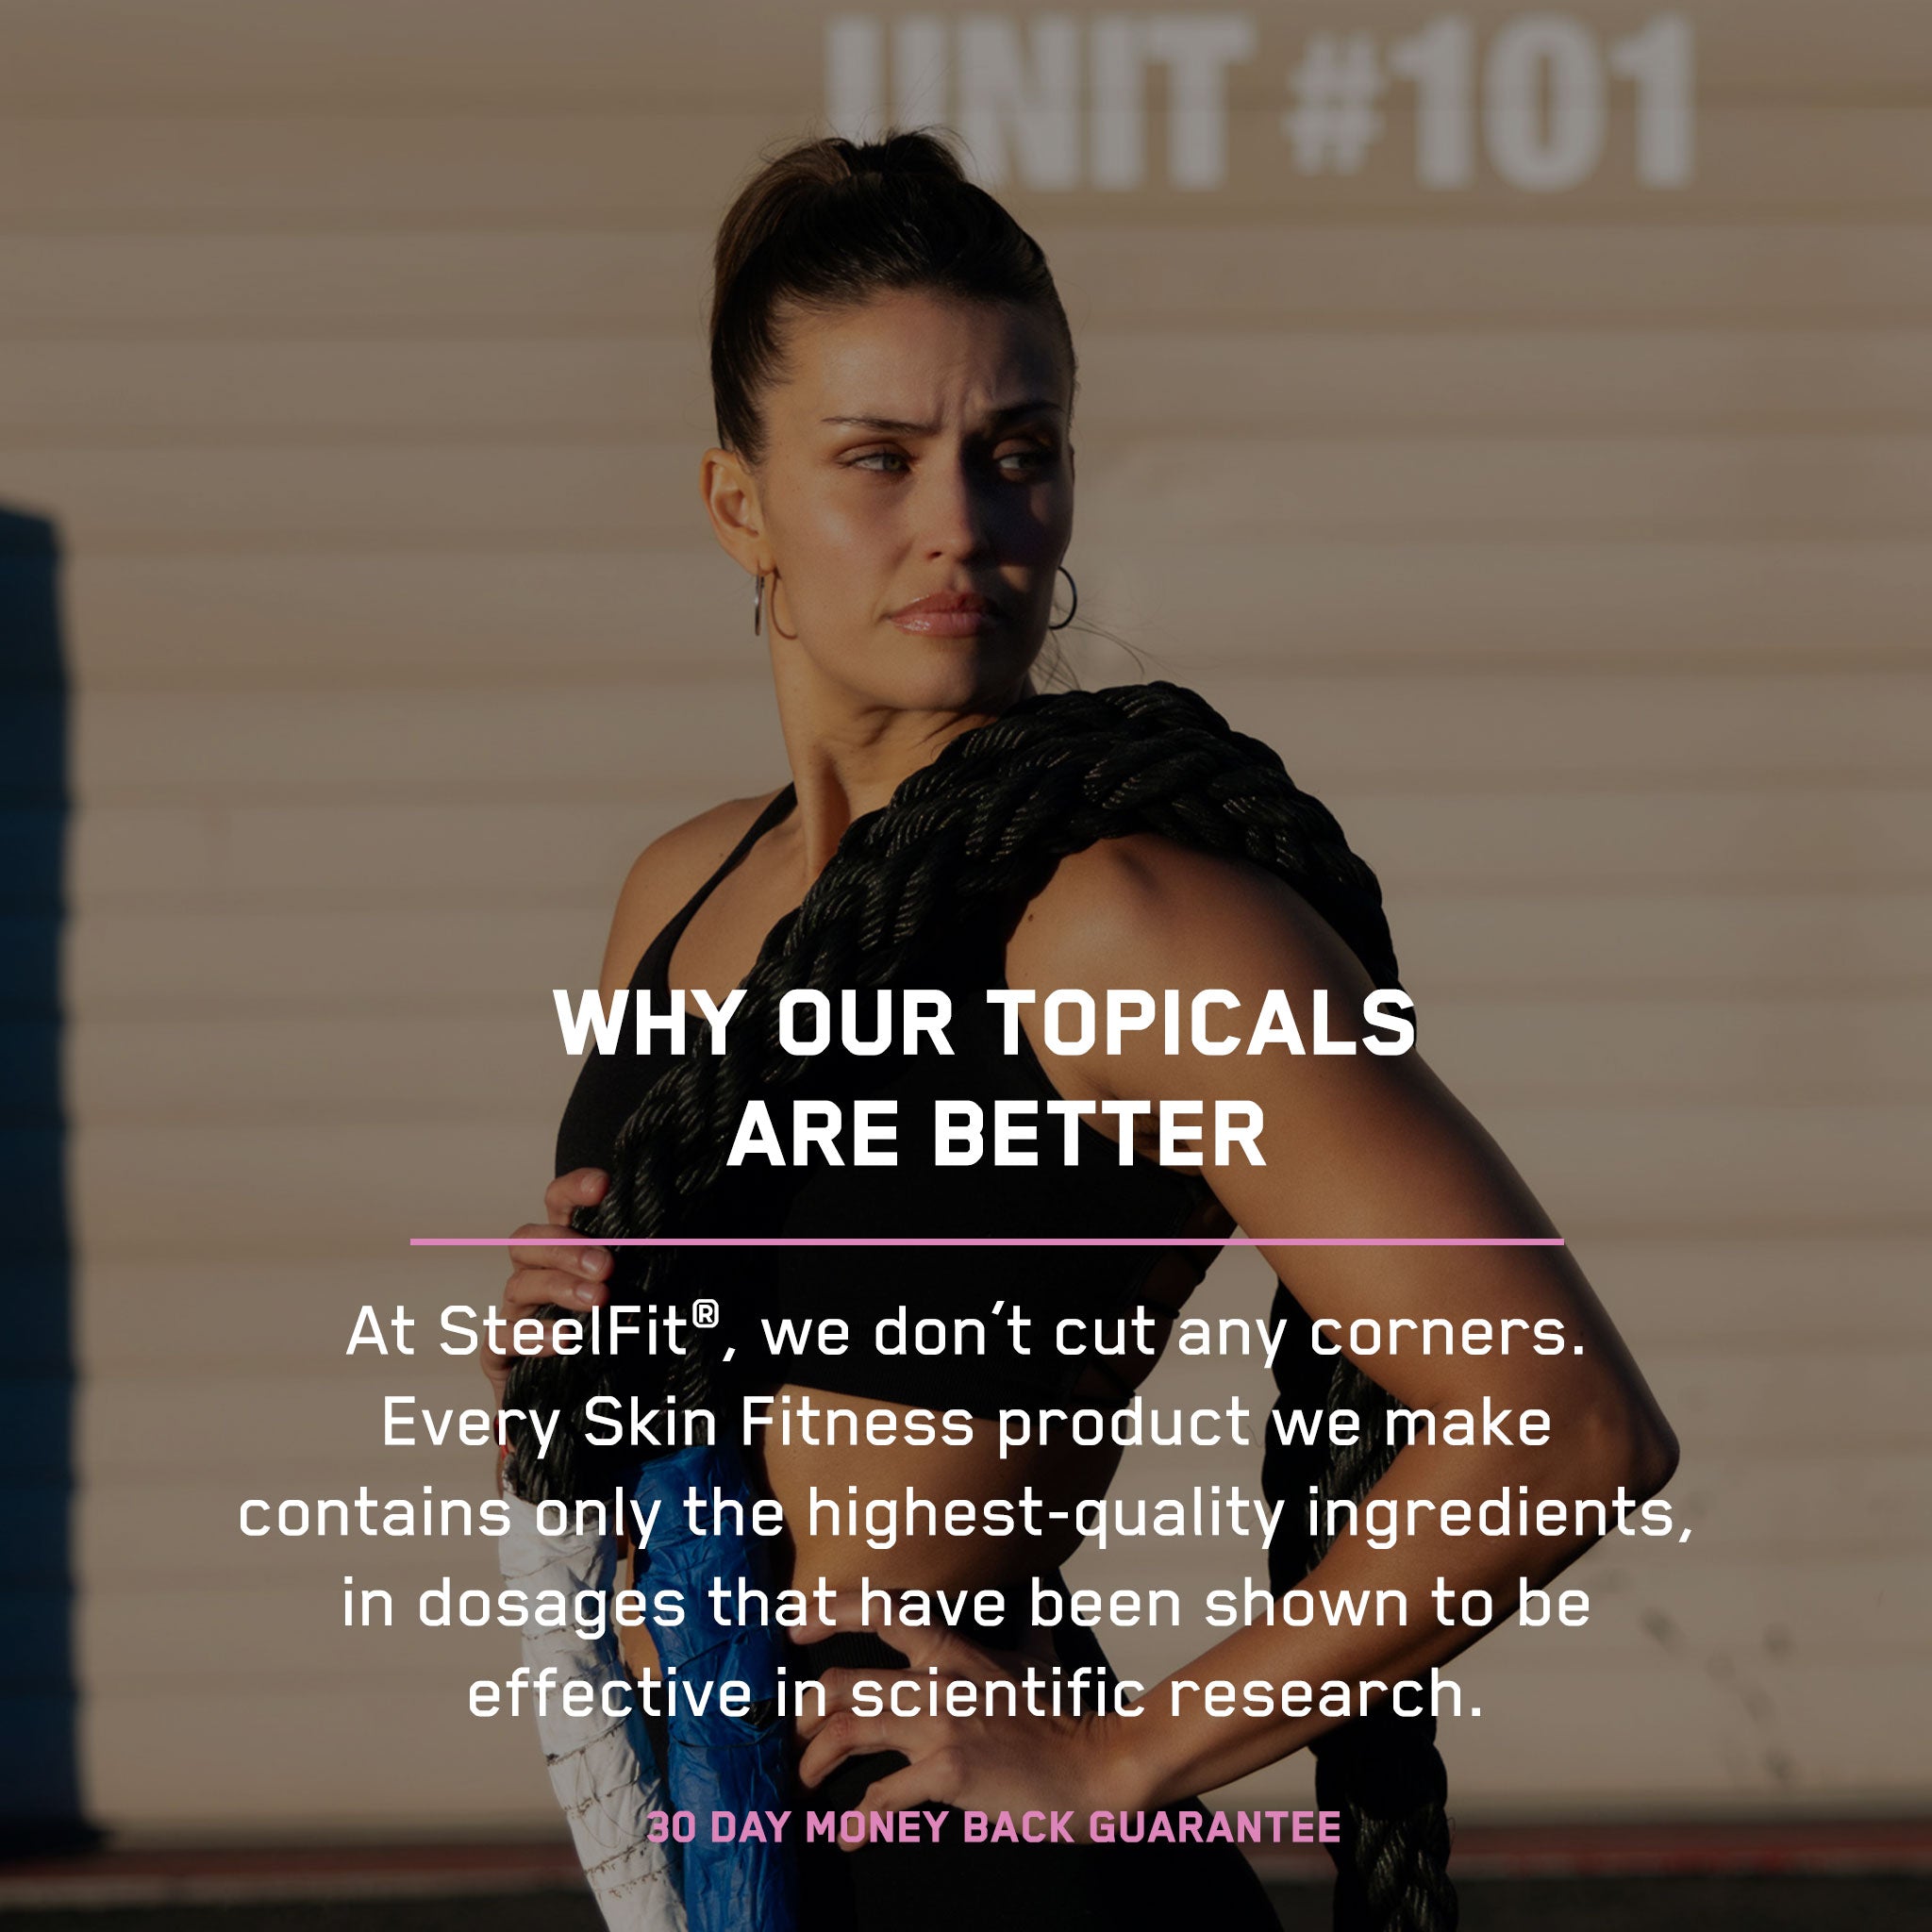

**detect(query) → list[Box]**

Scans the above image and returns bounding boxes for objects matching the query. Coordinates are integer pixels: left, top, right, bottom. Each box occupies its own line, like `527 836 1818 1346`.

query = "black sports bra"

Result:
555 785 1225 1417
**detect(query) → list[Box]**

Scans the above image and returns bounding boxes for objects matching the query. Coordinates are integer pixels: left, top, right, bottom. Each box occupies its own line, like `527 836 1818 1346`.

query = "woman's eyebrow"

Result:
819 398 1065 433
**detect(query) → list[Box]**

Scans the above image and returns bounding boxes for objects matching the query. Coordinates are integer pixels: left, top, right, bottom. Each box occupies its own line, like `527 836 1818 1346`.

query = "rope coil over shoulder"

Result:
504 680 1456 1931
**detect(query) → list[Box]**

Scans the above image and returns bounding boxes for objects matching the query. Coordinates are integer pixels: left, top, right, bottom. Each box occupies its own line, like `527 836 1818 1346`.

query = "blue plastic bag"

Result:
631 1440 798 1932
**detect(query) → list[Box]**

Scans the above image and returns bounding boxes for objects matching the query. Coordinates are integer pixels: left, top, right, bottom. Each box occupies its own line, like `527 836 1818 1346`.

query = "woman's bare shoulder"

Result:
1005 830 1356 996
596 789 789 1000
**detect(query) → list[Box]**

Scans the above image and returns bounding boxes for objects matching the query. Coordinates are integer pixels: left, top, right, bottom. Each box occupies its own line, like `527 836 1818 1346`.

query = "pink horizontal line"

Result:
411 1236 1563 1249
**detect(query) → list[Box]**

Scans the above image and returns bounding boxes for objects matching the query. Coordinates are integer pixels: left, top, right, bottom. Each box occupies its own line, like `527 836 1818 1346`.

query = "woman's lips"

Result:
890 592 1002 637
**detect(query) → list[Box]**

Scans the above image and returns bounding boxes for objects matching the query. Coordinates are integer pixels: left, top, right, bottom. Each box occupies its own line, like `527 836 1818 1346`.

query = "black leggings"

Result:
791 1602 1283 1932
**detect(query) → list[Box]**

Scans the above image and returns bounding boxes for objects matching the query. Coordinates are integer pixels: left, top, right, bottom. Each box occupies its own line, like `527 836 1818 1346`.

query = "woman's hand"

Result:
791 1592 1141 1840
481 1167 613 1407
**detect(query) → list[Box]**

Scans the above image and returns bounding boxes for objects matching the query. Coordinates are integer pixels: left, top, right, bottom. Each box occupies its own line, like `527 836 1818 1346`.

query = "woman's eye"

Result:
998 447 1056 476
847 450 908 473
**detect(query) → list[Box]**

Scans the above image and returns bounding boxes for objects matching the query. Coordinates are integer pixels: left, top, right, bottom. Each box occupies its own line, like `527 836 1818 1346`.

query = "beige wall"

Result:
2 0 1925 1831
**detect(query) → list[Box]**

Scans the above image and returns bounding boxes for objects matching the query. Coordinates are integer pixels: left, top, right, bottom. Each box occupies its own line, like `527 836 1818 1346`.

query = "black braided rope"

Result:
1302 1356 1460 1930
503 679 1453 1928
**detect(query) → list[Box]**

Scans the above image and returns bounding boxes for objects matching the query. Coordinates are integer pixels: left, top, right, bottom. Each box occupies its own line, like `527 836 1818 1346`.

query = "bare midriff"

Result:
758 1394 1121 1595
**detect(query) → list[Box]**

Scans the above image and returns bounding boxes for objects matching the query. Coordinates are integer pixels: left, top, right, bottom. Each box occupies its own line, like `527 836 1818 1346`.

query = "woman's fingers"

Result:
483 1179 606 1397
544 1166 609 1227
792 1665 891 1742
796 1701 941 1790
791 1594 991 1678
791 1595 1015 1790
486 1191 613 1392
514 1182 611 1317
505 1260 607 1317
507 1221 608 1288
507 1222 608 1321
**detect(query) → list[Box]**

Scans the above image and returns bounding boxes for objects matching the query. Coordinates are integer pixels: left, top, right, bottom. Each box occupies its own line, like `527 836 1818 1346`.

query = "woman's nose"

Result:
919 456 997 560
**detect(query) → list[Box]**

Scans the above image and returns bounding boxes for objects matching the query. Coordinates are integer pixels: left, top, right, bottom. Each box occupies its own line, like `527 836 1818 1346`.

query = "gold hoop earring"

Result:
1048 564 1078 631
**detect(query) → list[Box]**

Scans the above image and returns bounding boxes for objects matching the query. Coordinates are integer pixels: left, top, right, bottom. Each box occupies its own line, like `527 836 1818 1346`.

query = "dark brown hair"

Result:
708 127 1078 466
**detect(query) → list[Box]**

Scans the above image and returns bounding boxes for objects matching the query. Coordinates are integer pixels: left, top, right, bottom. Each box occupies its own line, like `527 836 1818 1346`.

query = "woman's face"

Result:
707 288 1074 717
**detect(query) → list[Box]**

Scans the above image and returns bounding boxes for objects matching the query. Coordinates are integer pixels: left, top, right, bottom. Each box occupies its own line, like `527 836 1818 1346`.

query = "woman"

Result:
485 129 1678 1931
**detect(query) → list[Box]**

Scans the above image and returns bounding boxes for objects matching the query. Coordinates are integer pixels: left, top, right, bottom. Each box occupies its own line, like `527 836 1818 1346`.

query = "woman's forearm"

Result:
1100 1399 1677 1809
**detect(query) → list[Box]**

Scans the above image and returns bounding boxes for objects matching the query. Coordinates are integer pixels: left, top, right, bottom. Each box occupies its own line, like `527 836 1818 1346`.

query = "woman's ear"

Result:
700 445 767 575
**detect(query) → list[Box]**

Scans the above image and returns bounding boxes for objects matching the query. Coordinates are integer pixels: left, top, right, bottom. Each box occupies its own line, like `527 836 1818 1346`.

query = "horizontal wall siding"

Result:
3 0 1924 1835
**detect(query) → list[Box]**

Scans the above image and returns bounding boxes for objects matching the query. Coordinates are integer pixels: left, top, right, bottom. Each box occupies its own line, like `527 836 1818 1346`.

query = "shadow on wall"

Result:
0 506 90 1853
